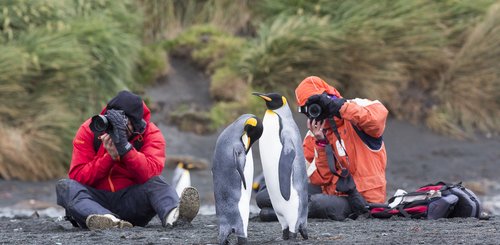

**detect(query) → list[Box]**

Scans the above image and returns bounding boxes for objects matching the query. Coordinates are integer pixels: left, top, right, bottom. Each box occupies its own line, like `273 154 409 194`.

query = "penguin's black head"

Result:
252 92 287 110
243 116 263 153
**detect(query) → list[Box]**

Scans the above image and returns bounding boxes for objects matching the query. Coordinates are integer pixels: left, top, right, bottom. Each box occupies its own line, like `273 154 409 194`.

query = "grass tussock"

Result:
165 24 251 131
428 3 500 137
1 0 499 180
238 0 498 135
0 0 143 180
165 25 246 74
210 67 249 102
140 0 252 42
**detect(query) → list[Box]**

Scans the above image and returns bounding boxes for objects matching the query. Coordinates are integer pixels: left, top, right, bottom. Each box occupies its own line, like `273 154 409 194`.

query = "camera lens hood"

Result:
90 115 109 134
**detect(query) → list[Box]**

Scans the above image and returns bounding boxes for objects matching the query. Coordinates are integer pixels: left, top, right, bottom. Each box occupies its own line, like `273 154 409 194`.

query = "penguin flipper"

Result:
278 140 295 201
234 148 247 190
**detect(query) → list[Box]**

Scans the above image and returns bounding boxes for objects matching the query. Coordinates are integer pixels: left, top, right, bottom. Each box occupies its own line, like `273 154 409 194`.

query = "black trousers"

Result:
56 176 178 228
256 184 352 221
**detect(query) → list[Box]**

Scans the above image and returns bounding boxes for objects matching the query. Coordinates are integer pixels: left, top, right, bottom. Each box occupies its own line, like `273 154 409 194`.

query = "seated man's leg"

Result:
255 185 278 222
308 193 352 221
55 179 131 229
113 176 199 227
308 183 322 195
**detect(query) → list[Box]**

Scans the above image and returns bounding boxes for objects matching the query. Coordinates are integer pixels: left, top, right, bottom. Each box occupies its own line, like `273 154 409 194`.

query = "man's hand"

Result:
106 110 133 157
307 94 346 119
101 134 120 161
307 119 326 140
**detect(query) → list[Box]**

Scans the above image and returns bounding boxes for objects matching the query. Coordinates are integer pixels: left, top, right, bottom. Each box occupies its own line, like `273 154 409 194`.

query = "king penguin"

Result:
212 114 263 245
171 162 192 197
253 92 308 240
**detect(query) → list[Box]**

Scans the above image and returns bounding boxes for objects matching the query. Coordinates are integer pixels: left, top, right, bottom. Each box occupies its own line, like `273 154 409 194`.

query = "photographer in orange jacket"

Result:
256 76 388 221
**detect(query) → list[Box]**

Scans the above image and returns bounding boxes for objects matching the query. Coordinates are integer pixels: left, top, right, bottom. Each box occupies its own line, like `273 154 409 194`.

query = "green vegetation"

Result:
167 0 499 139
241 0 499 138
0 0 147 180
1 0 499 180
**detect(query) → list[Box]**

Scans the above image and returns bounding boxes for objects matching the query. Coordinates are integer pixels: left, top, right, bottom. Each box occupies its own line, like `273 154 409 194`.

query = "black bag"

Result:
445 183 481 218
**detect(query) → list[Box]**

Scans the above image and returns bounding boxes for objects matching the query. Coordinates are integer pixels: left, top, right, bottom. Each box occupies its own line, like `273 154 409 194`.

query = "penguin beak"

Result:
252 92 272 102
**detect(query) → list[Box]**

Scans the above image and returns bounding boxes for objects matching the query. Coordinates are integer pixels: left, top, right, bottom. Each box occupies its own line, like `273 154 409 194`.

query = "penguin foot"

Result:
282 228 290 240
299 225 309 240
237 236 247 245
218 232 230 245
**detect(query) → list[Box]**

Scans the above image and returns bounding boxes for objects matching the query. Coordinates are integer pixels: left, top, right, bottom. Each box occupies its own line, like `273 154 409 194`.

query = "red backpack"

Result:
370 182 481 219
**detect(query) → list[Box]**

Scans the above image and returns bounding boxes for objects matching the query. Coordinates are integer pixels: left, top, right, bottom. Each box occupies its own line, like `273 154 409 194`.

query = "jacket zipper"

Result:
108 166 116 192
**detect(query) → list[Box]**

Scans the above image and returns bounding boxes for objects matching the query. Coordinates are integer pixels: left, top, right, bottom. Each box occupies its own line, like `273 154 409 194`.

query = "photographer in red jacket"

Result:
56 90 200 230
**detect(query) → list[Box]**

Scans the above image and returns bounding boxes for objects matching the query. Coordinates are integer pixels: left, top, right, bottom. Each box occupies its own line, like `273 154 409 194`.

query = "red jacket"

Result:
296 76 388 203
68 102 166 192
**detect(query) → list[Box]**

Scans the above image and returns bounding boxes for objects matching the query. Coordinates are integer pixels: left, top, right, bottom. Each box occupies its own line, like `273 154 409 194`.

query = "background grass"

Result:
0 0 498 180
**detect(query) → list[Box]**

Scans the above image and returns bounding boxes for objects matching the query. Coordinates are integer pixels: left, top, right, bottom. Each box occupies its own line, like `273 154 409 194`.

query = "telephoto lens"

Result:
89 115 110 134
307 103 322 119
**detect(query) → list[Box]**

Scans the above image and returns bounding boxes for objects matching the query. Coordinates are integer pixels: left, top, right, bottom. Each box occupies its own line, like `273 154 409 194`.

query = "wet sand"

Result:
1 57 499 243
1 215 499 244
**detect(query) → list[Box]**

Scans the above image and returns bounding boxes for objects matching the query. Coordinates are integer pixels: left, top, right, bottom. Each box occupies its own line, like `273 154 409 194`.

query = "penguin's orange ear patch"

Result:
245 118 257 127
281 96 287 105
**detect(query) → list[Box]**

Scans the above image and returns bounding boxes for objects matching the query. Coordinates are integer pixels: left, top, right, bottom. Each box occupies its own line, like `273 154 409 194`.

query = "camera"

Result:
298 102 326 120
89 109 127 134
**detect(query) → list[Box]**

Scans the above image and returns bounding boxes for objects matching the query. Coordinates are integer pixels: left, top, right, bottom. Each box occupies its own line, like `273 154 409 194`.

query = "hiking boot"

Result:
85 214 133 230
165 186 200 227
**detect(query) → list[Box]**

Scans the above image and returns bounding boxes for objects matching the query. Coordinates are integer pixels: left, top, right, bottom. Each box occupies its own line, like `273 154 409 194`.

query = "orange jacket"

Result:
295 76 388 203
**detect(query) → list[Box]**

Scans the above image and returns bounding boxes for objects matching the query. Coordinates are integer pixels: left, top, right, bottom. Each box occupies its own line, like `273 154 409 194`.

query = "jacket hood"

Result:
295 76 342 106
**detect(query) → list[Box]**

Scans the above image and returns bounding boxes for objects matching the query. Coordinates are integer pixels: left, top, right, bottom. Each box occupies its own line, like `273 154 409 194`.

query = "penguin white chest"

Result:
259 112 283 190
259 111 299 230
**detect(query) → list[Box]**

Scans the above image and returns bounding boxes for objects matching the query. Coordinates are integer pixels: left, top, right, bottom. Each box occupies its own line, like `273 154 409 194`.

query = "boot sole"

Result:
86 215 133 230
176 187 200 224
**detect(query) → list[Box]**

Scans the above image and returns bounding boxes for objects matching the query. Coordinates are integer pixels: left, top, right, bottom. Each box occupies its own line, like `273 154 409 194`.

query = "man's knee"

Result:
56 179 90 207
56 179 81 195
309 194 351 221
255 188 272 209
144 175 168 186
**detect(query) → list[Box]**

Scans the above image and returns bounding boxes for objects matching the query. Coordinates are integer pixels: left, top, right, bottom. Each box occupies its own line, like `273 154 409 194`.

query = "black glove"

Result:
106 109 133 157
346 189 368 218
307 93 346 119
335 169 368 217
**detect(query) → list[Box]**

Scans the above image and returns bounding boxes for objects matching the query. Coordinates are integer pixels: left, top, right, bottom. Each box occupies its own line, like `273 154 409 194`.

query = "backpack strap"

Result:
397 205 411 218
93 133 101 153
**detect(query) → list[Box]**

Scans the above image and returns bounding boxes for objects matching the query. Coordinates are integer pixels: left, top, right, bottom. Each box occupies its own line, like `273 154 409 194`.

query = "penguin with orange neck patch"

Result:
212 114 263 244
252 92 308 240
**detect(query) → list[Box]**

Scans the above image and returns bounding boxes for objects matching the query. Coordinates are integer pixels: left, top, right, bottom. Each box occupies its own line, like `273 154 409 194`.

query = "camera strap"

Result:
326 117 351 176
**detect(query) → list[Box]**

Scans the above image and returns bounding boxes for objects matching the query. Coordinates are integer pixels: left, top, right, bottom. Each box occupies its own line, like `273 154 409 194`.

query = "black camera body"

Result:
89 109 127 134
298 102 327 121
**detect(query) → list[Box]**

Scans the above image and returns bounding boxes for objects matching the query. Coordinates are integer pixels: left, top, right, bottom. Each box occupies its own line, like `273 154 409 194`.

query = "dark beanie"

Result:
107 90 146 133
